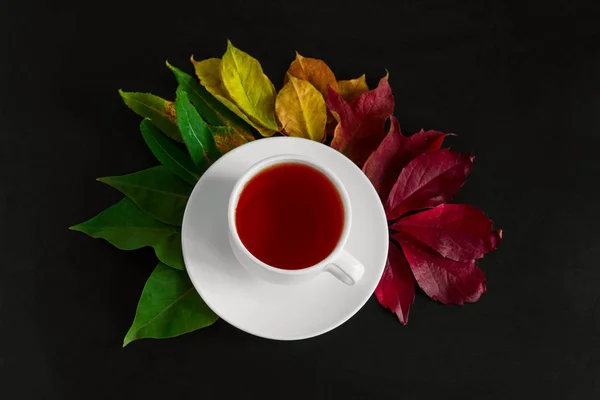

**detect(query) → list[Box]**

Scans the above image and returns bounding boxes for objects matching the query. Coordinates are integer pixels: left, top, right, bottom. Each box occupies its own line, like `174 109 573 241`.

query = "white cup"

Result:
227 154 365 285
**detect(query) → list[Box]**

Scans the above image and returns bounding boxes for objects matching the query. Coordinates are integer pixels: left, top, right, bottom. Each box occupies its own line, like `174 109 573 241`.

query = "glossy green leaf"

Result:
97 166 191 226
119 90 182 142
154 233 185 271
123 263 218 346
70 197 184 270
166 61 251 130
168 62 256 154
70 197 178 250
175 86 219 167
140 119 202 185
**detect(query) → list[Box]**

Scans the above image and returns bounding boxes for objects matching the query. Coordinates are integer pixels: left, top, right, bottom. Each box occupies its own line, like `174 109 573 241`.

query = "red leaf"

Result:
395 231 486 305
363 117 451 203
392 204 502 262
386 149 474 220
375 242 415 324
326 76 394 166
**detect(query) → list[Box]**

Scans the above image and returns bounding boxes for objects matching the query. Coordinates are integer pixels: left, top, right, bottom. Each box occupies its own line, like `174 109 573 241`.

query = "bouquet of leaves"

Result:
71 41 501 346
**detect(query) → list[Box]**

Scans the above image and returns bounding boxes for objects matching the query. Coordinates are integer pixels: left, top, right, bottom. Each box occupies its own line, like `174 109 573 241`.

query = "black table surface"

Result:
2 0 599 398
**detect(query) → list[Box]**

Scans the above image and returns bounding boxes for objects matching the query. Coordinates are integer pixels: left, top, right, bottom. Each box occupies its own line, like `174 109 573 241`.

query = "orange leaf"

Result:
286 52 339 97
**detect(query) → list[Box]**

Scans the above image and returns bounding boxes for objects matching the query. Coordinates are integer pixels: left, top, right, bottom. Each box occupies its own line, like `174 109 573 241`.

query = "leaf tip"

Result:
123 328 136 347
498 229 503 239
398 314 409 325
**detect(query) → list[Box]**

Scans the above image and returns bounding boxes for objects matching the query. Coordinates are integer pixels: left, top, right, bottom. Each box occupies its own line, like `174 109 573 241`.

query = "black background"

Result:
2 0 599 398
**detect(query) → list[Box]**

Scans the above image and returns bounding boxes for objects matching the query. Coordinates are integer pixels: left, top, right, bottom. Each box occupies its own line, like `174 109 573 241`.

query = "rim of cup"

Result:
227 154 352 275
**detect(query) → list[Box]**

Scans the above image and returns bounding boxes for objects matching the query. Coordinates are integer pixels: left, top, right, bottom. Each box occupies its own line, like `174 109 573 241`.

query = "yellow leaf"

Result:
191 57 255 129
190 57 229 98
286 52 339 97
338 74 369 101
275 75 327 142
220 41 278 136
191 53 276 137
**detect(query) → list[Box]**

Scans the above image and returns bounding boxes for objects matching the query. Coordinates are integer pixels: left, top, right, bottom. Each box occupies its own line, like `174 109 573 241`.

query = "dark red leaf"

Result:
392 204 502 262
326 76 394 166
386 149 474 220
395 231 486 305
375 242 415 324
363 117 451 203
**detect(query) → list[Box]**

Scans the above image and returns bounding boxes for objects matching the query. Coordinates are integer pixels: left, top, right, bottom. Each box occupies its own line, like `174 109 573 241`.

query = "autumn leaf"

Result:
221 41 278 134
363 119 500 323
275 75 327 141
192 57 262 134
192 41 278 137
326 76 394 165
395 231 487 305
374 242 415 325
363 117 451 202
338 74 369 101
286 52 339 97
386 149 474 220
211 125 254 154
191 58 226 98
392 204 502 262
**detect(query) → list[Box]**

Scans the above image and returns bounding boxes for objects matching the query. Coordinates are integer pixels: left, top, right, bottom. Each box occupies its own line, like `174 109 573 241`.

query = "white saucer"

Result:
182 137 388 340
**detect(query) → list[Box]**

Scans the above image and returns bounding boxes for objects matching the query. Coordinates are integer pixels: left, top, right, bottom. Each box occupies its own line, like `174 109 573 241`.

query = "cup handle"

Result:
325 250 365 285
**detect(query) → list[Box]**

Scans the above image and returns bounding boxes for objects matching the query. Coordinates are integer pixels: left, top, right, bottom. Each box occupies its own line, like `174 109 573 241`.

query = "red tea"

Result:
235 162 344 270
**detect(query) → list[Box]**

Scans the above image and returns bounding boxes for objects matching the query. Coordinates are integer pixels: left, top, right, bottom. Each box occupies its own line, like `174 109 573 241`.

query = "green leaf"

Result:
154 233 185 271
168 62 256 153
140 119 202 185
119 90 182 142
70 197 178 250
123 263 218 346
97 166 191 226
175 86 220 167
70 197 184 270
167 61 247 129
